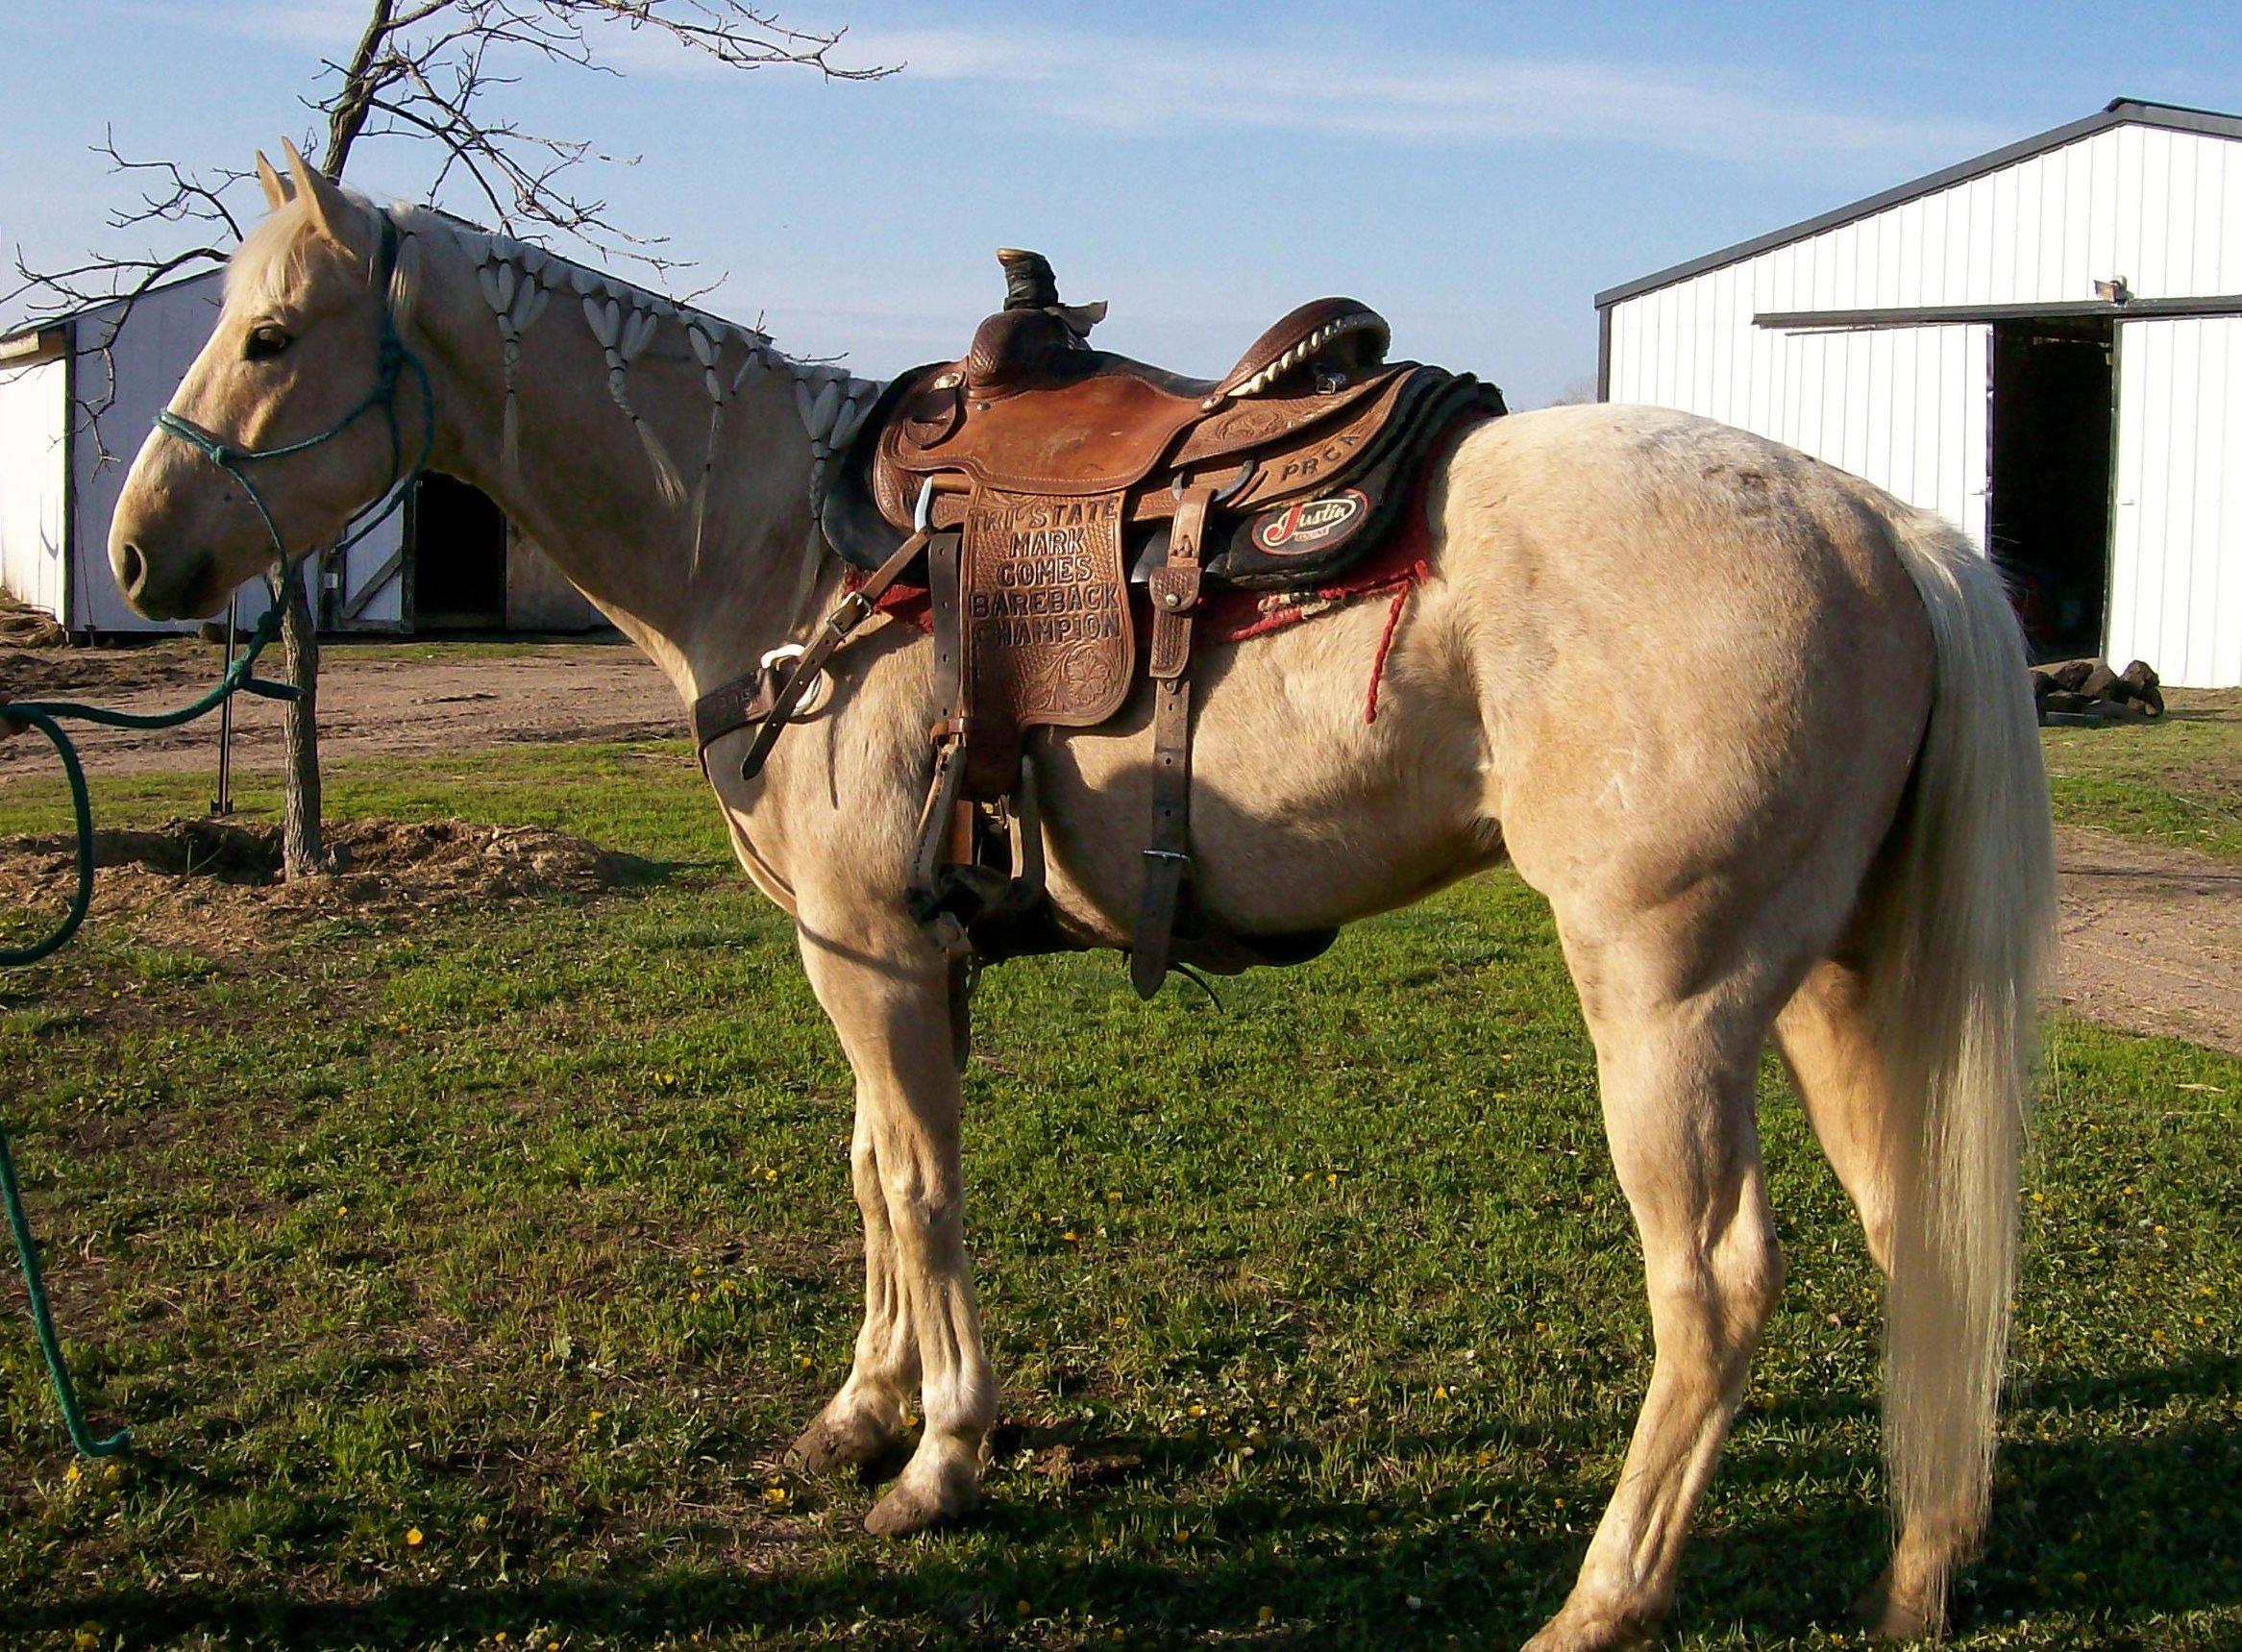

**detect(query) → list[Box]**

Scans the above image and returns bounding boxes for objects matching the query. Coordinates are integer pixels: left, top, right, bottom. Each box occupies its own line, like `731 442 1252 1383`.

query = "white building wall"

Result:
0 354 69 623
1606 115 2242 683
2109 316 2242 687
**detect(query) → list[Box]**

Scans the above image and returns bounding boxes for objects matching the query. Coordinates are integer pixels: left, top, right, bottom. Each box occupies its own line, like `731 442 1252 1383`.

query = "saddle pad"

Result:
961 486 1135 727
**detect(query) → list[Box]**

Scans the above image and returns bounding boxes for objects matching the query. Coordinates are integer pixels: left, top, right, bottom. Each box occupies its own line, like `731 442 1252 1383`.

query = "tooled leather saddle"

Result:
696 250 1503 999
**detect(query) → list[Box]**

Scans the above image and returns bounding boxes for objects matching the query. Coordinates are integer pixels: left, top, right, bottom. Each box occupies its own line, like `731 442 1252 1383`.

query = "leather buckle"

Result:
762 643 832 718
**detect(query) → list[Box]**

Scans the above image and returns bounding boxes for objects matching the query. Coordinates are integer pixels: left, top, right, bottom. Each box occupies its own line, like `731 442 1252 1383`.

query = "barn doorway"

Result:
1986 318 2115 660
407 473 508 629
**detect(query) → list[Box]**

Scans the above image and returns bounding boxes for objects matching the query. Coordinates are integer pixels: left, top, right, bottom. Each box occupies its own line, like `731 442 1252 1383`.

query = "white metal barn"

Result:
0 269 601 636
1597 97 2242 687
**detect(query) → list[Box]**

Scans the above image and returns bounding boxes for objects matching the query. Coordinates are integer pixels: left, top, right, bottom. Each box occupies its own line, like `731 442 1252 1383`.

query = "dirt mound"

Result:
0 816 643 951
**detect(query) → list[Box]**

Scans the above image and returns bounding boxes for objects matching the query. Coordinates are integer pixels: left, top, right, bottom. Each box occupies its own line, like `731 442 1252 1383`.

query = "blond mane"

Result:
224 189 386 318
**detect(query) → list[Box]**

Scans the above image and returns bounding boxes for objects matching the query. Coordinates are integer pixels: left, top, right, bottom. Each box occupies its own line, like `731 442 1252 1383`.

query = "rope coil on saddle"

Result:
0 208 432 1460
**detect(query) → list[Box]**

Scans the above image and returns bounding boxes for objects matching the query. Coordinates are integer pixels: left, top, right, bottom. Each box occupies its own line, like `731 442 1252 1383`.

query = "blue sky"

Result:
5 2 2240 404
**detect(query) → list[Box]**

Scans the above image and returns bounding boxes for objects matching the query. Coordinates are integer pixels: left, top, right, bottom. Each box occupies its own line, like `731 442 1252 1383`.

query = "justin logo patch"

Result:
1249 490 1368 555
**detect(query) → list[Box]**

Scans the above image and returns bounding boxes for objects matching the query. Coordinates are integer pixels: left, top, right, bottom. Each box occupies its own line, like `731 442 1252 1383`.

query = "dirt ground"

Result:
2 635 2236 1052
0 635 684 777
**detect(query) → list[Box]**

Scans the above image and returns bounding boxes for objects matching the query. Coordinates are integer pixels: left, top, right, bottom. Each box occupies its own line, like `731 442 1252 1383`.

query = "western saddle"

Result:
696 250 1503 1001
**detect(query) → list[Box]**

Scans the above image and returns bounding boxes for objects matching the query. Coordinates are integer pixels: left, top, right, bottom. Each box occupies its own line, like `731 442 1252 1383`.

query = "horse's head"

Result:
111 140 424 618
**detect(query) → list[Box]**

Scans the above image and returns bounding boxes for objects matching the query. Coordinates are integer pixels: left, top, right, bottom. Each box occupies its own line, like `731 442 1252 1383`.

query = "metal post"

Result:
211 593 236 816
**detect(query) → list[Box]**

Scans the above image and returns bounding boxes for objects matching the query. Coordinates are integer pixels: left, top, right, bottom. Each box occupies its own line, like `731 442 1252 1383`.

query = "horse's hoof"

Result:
1855 1576 1943 1641
863 1479 974 1537
788 1414 892 1475
863 1454 979 1537
1856 1551 1946 1632
1519 1607 1654 1652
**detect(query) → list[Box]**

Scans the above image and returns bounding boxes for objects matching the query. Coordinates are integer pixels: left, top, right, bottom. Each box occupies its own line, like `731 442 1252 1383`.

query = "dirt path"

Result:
4 638 2237 1051
0 637 683 776
2055 825 2242 1055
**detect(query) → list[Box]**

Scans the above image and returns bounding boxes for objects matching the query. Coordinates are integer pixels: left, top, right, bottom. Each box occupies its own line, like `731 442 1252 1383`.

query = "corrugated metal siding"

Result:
1607 115 2242 683
2109 316 2242 687
0 355 69 623
1608 298 1990 546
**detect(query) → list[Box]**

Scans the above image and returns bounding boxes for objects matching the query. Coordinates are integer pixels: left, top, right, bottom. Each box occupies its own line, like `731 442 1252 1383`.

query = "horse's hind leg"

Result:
1774 959 1897 1274
790 914 997 1534
1774 958 1961 1639
1526 942 1786 1652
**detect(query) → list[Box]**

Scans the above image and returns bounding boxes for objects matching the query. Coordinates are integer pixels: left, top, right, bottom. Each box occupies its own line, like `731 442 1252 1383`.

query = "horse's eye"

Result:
244 324 291 361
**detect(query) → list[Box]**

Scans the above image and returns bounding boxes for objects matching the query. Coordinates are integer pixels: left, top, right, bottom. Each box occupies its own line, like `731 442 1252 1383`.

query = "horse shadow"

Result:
15 1353 2237 1648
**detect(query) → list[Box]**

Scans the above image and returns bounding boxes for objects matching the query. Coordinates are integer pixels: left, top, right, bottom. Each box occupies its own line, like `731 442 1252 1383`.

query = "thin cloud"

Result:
112 0 370 54
847 25 2003 163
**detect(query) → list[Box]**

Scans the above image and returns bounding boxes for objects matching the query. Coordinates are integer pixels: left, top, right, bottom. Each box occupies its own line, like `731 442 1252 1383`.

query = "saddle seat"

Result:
784 253 1505 998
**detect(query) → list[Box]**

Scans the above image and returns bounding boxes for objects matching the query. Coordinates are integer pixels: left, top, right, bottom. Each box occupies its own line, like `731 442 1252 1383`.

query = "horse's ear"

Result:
281 136 357 249
255 151 290 212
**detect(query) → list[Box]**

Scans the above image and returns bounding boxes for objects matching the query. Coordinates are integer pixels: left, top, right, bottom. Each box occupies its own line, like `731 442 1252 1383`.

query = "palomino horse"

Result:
110 146 2053 1650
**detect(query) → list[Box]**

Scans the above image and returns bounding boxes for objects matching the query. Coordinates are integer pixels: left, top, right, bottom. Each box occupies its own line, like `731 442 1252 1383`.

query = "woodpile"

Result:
2032 657 2164 725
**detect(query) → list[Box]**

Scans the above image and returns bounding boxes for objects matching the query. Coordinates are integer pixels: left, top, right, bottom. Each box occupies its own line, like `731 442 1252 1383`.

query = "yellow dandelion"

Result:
1016 1599 1032 1616
1326 1172 1339 1186
406 1526 424 1547
1188 1403 1205 1418
1435 1386 1449 1400
689 1291 702 1302
764 1486 788 1504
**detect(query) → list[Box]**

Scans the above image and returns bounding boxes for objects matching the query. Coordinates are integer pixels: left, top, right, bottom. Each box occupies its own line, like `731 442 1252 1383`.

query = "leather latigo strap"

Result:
1130 483 1211 999
692 527 930 776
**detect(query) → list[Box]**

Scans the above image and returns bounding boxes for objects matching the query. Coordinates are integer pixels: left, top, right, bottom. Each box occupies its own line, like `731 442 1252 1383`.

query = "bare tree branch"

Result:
295 0 892 271
8 0 890 876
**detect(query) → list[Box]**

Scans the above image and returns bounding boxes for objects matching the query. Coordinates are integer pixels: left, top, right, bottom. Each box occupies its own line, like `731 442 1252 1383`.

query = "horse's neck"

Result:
406 227 835 699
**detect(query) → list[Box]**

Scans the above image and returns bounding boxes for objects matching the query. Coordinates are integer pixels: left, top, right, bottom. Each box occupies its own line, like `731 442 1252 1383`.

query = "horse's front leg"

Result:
788 1097 919 1473
791 908 996 1535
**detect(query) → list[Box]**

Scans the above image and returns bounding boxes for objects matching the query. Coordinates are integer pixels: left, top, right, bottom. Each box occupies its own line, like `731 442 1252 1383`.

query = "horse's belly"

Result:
1032 595 1498 942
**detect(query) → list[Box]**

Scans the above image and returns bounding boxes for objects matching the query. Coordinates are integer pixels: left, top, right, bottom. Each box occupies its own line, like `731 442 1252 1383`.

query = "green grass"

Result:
2043 688 2242 861
0 748 2236 1651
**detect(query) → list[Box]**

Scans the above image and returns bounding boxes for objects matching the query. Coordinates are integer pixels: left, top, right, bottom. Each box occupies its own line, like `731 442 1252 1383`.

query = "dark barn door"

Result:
407 473 508 630
1986 319 2116 661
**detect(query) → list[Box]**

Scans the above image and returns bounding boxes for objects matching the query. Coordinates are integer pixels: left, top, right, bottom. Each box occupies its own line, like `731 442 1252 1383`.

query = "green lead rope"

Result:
0 595 298 1457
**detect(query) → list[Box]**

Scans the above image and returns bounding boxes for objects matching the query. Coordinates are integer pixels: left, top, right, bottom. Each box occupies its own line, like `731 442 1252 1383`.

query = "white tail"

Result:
1862 508 2057 1610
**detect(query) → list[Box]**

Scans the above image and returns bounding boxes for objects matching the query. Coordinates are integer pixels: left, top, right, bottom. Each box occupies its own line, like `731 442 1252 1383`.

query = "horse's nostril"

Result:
119 543 149 595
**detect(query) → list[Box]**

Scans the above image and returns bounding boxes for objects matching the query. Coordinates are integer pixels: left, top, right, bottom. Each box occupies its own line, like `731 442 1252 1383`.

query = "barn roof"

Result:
0 265 224 355
1594 97 2242 311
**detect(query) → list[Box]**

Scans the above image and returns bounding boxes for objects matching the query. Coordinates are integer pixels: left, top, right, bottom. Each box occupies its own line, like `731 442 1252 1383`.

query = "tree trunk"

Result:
280 557 325 880
275 23 388 886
